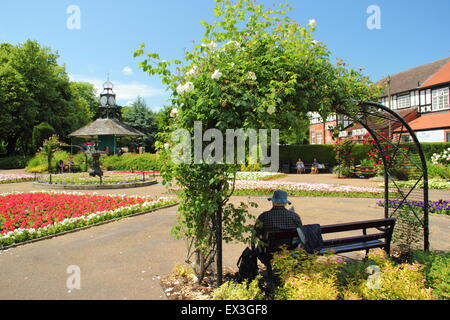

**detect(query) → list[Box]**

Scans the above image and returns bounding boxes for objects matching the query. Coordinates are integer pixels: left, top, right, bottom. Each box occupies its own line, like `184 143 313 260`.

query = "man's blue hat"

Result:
268 190 291 205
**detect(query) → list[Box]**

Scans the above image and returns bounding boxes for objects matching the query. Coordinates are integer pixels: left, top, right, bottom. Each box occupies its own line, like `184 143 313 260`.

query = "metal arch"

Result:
335 100 430 251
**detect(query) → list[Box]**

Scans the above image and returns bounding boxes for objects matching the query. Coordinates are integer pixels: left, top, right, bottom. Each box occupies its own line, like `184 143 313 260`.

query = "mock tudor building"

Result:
308 56 450 144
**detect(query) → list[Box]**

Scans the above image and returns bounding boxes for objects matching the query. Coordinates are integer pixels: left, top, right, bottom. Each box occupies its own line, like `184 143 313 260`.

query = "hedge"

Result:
280 142 450 167
101 153 162 171
280 145 337 166
0 156 32 170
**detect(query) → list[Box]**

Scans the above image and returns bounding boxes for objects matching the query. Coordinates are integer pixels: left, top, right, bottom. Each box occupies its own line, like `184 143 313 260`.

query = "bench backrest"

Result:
265 218 396 254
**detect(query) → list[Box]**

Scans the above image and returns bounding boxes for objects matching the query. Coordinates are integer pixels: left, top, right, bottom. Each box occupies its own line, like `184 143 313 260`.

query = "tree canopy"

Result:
0 40 96 155
122 97 158 152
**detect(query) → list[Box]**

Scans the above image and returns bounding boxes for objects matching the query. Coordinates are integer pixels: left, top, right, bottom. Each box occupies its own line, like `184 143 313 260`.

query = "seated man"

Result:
254 190 303 267
311 158 320 174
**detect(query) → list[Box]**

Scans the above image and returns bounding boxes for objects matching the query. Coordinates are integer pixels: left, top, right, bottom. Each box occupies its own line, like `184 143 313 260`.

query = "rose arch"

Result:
335 100 429 251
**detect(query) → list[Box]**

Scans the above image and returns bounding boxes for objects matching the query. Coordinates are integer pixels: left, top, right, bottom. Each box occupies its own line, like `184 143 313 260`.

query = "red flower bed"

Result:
0 193 147 234
112 171 160 175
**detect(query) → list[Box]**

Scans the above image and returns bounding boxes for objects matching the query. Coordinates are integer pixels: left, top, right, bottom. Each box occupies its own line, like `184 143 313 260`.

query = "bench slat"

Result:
323 232 386 247
320 240 386 254
321 218 396 234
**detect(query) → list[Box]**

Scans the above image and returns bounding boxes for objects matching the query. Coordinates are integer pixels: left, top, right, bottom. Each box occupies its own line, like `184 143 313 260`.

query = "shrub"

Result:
427 163 450 179
268 248 435 300
240 163 262 172
411 250 450 300
31 122 55 152
276 274 339 300
346 250 434 300
0 156 31 170
211 277 263 300
26 151 88 173
420 143 450 160
101 153 163 171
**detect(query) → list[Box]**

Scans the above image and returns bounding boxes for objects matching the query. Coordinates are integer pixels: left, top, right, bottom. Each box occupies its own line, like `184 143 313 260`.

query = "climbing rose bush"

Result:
431 148 450 165
135 0 381 282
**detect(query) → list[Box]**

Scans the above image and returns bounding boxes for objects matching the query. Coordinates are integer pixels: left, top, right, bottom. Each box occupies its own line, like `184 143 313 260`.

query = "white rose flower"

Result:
186 65 199 76
308 19 317 28
201 42 217 51
247 71 257 81
184 82 194 93
176 84 184 95
211 69 223 80
170 108 178 117
164 143 170 150
267 105 276 115
225 40 241 49
176 82 194 96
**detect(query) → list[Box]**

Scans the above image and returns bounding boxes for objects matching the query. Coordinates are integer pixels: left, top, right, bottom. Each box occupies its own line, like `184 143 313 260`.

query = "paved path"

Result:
0 172 448 299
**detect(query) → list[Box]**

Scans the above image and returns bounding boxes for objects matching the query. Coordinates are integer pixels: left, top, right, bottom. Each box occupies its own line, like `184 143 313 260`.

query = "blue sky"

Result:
1 0 449 111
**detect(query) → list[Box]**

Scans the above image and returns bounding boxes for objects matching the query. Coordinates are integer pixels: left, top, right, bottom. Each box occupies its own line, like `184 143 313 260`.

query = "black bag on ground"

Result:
236 247 258 282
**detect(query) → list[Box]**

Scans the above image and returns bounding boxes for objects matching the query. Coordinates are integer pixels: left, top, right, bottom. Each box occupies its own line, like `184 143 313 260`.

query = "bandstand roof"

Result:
68 118 145 138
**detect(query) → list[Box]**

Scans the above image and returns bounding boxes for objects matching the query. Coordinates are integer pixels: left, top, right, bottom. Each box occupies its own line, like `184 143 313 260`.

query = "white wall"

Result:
416 130 445 143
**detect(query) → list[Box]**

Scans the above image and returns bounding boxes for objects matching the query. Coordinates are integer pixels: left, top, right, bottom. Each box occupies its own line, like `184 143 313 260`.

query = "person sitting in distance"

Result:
57 160 65 174
311 158 320 174
296 158 305 174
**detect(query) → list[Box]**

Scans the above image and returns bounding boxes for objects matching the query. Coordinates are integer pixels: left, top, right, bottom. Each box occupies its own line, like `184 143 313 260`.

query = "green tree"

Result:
122 97 157 152
32 122 56 152
136 0 381 283
0 40 93 155
70 82 97 119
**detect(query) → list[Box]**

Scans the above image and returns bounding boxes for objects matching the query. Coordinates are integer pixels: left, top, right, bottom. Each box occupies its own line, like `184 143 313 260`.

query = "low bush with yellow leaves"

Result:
270 248 436 300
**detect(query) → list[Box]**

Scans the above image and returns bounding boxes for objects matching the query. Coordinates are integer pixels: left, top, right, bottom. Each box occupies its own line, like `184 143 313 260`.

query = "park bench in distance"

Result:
283 161 331 174
350 165 377 179
261 218 396 281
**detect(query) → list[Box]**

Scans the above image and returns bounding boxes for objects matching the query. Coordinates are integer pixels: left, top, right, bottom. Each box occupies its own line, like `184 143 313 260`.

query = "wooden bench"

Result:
291 163 330 174
260 218 396 286
262 218 396 265
350 166 377 179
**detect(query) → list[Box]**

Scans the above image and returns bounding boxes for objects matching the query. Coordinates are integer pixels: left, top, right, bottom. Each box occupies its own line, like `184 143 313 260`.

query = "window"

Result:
446 131 450 143
401 135 413 143
397 94 410 109
316 131 323 144
311 131 316 144
432 87 449 110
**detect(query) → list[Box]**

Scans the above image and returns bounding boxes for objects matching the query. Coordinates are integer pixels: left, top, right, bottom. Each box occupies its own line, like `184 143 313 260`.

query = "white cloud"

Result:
69 74 166 101
122 66 133 76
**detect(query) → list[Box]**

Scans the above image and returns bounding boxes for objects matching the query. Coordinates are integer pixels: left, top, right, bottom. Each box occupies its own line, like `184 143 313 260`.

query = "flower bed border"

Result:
232 189 396 198
0 192 178 250
33 180 158 190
